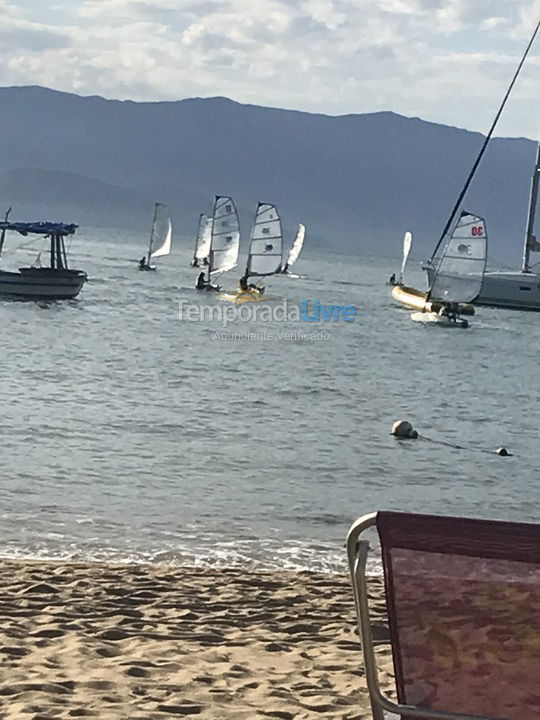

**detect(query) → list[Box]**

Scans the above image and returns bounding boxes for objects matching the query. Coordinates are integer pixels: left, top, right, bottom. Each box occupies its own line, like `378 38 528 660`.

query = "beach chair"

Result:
346 511 540 720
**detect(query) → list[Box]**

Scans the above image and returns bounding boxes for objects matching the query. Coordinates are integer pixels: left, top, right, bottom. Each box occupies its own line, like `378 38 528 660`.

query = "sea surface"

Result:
0 227 538 574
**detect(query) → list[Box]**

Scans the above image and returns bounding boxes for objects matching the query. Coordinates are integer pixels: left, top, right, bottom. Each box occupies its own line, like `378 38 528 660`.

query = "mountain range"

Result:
0 85 535 264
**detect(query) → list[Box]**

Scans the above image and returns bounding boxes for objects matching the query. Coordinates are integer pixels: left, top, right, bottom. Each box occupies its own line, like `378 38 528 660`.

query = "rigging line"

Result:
419 434 504 456
430 18 540 262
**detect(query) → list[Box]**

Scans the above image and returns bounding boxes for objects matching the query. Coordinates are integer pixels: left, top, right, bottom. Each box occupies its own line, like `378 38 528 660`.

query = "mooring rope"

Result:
391 420 512 456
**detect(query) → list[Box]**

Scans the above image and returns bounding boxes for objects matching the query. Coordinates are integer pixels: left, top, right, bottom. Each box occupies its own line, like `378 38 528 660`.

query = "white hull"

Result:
411 311 469 328
0 268 87 299
426 266 540 311
476 270 540 310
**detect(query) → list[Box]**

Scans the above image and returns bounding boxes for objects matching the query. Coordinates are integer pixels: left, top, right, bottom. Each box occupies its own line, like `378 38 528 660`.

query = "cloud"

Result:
0 0 537 137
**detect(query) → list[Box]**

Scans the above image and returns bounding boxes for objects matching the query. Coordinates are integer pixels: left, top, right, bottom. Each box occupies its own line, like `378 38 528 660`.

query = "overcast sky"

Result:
0 0 539 137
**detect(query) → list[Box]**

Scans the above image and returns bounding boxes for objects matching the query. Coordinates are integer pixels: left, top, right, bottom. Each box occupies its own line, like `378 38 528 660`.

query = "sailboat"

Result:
223 203 283 303
281 223 305 274
425 142 540 310
191 213 212 267
387 230 412 286
138 202 172 271
398 231 412 284
411 211 487 327
196 195 240 291
393 19 540 314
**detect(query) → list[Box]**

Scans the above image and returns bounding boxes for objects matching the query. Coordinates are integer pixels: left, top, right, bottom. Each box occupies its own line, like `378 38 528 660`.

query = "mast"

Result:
0 207 12 258
522 142 540 272
194 213 203 264
208 197 217 284
245 203 258 278
430 18 540 262
147 202 158 265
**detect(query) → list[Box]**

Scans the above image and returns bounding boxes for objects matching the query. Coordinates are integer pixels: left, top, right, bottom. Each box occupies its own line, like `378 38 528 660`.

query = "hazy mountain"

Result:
0 85 535 264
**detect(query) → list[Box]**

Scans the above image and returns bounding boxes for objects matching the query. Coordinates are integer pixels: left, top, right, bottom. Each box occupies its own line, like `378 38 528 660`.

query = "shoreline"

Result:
0 559 392 719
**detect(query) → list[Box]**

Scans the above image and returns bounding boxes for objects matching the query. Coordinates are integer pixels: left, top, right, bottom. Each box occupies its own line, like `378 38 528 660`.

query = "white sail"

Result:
429 211 487 303
194 213 212 261
399 230 412 283
149 203 172 259
284 223 305 270
209 196 240 275
246 203 283 277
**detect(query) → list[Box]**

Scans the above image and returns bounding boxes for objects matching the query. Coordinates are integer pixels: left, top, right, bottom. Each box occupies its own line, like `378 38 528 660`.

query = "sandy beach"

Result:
0 561 393 719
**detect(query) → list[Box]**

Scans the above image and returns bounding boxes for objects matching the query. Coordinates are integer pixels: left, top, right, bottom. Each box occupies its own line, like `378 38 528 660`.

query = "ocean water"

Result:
0 227 538 573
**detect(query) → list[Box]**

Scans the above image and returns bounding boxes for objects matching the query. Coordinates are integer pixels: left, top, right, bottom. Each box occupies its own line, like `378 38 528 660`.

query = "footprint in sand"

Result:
156 703 202 715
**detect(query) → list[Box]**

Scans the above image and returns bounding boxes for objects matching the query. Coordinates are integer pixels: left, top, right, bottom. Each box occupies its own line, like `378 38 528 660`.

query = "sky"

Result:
0 0 539 138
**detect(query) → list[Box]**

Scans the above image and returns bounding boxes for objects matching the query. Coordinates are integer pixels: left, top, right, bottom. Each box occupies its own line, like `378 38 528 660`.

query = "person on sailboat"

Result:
389 273 397 285
239 275 264 295
191 257 200 268
139 256 147 269
196 272 207 290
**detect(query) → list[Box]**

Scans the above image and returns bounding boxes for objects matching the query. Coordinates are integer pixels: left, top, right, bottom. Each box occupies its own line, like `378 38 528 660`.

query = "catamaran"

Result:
138 202 172 271
281 223 305 274
410 211 487 327
0 213 87 299
191 213 212 267
196 195 240 291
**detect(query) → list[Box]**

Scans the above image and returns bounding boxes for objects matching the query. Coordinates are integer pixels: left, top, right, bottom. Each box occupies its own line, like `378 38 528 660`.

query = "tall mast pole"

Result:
0 206 12 258
147 202 158 265
430 19 540 262
522 142 540 273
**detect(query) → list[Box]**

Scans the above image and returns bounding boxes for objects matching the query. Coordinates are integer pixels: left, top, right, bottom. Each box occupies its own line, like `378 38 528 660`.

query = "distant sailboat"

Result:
399 231 412 285
196 196 240 290
388 230 412 286
191 213 212 267
281 223 305 274
138 202 172 271
410 211 488 327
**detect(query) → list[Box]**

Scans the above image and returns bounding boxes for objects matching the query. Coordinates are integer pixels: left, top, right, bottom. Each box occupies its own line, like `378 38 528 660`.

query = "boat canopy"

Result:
0 222 78 236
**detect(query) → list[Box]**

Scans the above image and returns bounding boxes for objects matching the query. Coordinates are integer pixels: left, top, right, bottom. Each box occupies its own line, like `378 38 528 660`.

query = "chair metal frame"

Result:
346 512 505 720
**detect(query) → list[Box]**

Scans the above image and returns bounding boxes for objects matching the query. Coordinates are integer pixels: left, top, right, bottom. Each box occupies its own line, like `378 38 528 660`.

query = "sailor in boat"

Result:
191 257 200 268
239 275 264 295
389 273 397 285
196 271 220 291
438 302 469 328
139 256 147 270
